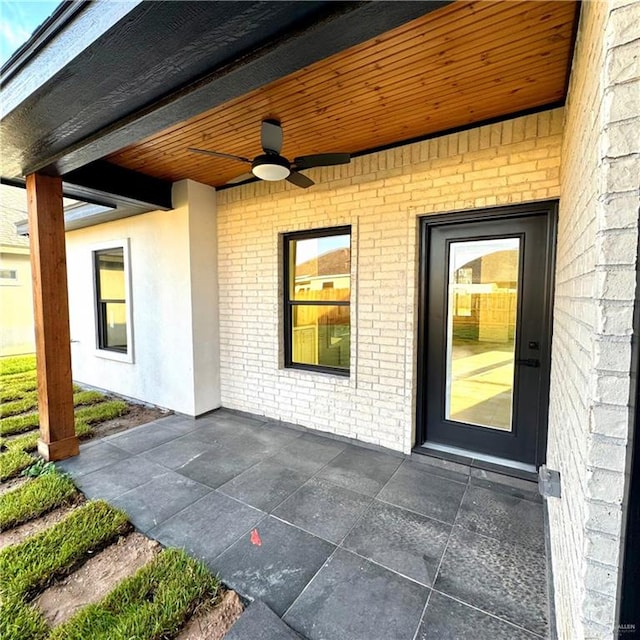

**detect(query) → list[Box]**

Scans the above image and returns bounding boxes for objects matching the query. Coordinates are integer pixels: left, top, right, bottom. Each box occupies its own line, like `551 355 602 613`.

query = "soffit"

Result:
0 184 108 244
107 0 577 188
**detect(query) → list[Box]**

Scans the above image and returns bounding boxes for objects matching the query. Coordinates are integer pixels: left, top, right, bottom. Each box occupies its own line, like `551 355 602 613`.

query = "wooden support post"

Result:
26 173 78 461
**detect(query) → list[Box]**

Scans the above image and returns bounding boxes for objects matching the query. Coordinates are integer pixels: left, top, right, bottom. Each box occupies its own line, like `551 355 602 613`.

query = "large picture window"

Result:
94 246 129 354
284 227 351 374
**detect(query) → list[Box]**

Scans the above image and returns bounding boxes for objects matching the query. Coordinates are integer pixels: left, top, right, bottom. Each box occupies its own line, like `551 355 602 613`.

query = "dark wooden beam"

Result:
26 173 78 461
3 160 172 214
63 161 173 210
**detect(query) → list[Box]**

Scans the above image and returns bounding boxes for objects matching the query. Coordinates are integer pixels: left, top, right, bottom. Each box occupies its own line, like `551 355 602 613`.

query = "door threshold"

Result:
415 442 538 482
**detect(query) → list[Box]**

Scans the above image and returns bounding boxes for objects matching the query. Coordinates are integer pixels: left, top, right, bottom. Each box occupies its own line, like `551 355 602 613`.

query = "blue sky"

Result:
1 1 60 65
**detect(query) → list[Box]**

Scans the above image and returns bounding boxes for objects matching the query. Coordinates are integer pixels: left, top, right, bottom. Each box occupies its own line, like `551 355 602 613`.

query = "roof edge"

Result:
0 1 87 84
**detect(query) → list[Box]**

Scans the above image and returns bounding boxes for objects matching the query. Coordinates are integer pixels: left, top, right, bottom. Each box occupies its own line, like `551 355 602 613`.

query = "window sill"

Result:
279 365 351 384
94 348 134 364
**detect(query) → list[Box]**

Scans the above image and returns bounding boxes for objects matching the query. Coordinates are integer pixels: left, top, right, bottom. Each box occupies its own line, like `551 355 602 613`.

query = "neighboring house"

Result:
1 1 638 638
0 185 34 355
0 184 113 356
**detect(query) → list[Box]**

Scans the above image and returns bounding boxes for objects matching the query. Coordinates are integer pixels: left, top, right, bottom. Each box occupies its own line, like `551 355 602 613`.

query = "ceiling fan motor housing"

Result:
251 153 290 181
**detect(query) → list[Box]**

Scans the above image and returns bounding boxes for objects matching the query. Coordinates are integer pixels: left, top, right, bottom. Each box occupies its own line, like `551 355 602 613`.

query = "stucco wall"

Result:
66 180 220 415
186 180 222 414
0 250 35 356
216 108 563 452
547 1 640 638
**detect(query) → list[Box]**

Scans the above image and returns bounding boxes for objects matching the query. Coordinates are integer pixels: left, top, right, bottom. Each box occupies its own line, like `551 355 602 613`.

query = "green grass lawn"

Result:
0 359 217 639
0 470 78 531
0 356 130 481
0 498 131 640
0 473 222 640
49 549 219 640
0 500 131 600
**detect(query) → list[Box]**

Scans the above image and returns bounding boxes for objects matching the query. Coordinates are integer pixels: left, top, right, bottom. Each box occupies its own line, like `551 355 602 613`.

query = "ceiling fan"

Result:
188 119 350 188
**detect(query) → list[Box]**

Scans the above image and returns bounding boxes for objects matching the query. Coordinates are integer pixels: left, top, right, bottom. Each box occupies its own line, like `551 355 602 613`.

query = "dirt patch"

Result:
90 404 169 439
0 504 80 550
0 476 28 496
34 532 161 627
176 589 244 640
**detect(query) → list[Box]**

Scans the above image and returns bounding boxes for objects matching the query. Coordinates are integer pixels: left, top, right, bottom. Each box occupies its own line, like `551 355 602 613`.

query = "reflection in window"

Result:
94 247 128 353
284 228 351 373
446 238 520 431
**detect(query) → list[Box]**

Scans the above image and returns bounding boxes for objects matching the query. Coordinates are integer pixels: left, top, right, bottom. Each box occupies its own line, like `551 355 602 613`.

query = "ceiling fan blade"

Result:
293 153 350 170
188 148 251 163
261 119 283 154
225 172 255 185
286 171 314 189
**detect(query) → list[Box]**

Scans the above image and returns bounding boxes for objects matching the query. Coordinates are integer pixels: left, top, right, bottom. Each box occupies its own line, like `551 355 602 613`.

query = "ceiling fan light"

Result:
253 164 290 181
251 154 290 181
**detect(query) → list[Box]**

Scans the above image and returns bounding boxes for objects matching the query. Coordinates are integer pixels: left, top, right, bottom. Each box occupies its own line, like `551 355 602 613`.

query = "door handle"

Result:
516 358 540 368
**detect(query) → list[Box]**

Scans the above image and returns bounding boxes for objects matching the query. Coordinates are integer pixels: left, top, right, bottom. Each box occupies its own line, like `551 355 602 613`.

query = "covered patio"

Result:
2 0 638 638
59 409 546 639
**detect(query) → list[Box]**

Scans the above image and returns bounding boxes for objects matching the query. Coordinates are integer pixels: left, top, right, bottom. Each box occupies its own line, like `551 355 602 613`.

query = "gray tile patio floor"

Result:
59 410 549 640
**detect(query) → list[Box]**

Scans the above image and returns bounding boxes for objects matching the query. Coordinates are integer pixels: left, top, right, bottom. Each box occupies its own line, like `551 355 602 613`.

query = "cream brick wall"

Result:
216 108 563 452
548 1 640 639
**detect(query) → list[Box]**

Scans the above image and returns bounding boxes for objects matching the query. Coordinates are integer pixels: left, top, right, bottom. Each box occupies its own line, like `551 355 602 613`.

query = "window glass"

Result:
289 234 350 301
97 250 125 300
95 247 127 353
445 238 520 431
291 305 350 369
102 302 127 350
285 228 351 373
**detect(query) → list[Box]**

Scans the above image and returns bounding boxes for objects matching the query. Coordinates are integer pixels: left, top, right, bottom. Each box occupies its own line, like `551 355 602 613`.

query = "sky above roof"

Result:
1 1 60 66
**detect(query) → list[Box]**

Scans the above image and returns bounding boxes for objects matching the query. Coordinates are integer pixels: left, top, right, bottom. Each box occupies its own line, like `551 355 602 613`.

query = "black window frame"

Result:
283 225 351 376
94 247 127 354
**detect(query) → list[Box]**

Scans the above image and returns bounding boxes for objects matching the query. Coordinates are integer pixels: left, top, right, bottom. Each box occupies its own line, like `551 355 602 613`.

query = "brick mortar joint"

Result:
587 431 631 445
603 75 640 91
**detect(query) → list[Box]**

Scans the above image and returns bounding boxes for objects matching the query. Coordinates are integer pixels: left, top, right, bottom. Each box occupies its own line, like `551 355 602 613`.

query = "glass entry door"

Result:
420 208 554 466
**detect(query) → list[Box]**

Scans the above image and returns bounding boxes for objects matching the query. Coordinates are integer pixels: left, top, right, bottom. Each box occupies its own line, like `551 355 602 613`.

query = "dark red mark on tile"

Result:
250 528 262 546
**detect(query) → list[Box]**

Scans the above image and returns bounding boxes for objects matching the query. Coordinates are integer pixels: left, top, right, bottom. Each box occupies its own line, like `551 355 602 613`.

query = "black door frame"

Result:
416 201 558 468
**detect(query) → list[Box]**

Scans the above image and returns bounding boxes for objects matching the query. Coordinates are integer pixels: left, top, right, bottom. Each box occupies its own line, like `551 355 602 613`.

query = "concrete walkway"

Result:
59 410 548 640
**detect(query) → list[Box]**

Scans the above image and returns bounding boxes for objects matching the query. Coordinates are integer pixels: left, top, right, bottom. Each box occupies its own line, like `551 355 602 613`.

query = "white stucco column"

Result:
181 179 221 415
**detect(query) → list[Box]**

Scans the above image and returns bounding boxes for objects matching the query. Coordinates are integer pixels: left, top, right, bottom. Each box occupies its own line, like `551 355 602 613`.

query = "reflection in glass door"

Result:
445 238 520 431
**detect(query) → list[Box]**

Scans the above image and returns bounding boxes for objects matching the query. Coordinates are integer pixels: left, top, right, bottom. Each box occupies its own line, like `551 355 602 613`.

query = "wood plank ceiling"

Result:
107 0 578 188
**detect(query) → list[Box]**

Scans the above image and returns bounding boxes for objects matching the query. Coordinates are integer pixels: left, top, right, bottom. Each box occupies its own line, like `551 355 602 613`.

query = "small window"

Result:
284 226 351 374
94 246 128 353
0 269 17 281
